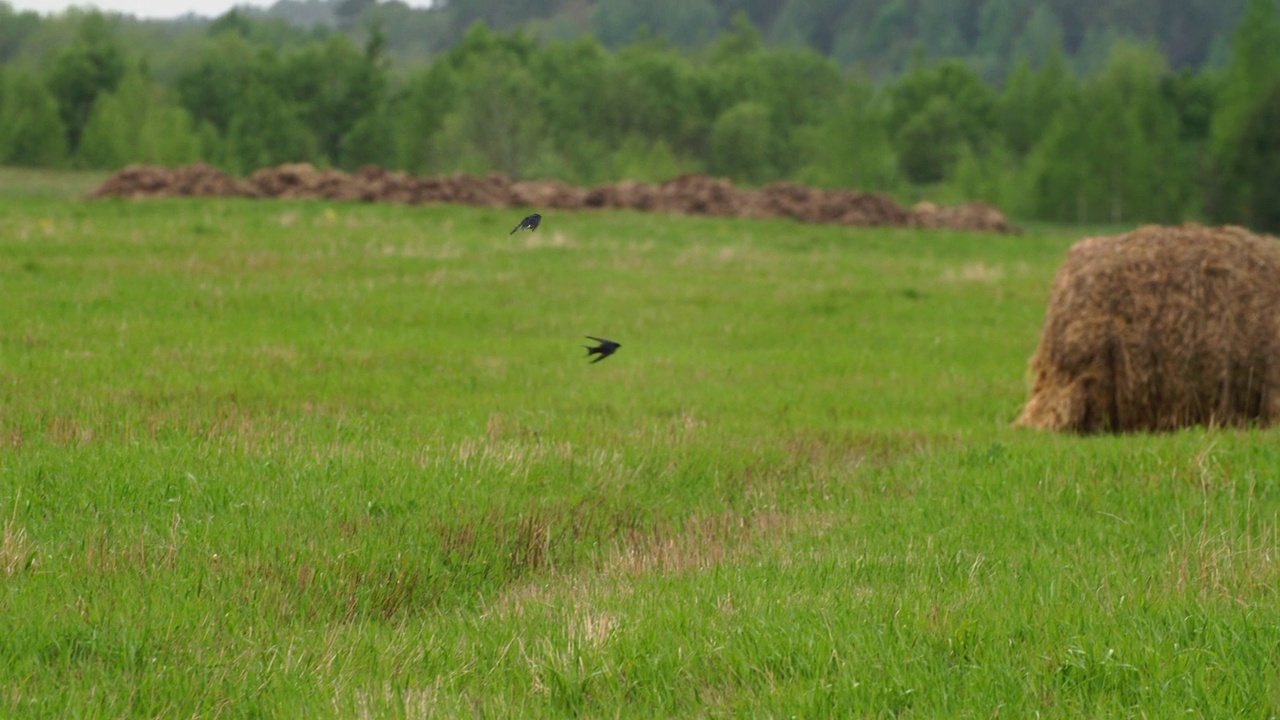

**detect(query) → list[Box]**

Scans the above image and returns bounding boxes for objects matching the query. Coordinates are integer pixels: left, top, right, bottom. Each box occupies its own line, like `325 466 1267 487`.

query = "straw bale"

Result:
1016 223 1280 433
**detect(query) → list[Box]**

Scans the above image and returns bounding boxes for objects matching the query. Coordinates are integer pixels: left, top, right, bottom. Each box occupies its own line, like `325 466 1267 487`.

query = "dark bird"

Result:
510 213 542 234
584 336 620 363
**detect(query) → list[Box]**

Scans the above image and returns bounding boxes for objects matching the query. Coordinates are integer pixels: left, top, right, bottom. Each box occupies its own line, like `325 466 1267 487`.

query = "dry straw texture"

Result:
1016 223 1280 433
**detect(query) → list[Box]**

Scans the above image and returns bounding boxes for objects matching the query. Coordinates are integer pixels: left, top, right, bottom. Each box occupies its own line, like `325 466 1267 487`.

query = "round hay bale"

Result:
1015 223 1280 433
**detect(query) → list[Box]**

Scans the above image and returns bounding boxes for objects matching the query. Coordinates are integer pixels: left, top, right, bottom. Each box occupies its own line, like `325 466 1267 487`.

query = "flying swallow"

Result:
510 213 542 234
584 336 620 363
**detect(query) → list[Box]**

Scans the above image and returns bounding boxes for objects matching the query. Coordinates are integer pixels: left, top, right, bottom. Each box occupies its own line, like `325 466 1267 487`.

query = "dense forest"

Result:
232 0 1251 81
0 0 1278 230
0 0 1251 80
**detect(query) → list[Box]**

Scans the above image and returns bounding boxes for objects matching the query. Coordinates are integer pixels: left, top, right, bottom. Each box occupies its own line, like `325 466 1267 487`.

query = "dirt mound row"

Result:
90 163 261 199
90 163 1020 234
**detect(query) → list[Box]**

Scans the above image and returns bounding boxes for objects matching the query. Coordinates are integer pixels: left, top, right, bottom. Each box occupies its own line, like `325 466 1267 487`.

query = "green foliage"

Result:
605 43 706 155
1207 0 1280 224
432 30 548 179
44 11 125 152
608 135 696 182
0 69 68 167
950 142 1016 207
768 0 854 54
0 8 1260 227
593 0 719 48
889 58 999 183
0 2 41 64
795 76 898 191
528 36 613 181
77 67 203 169
1225 80 1280 232
709 44 843 176
206 8 255 38
339 110 397 170
174 33 270 135
1017 43 1193 223
0 0 1258 85
277 35 387 165
999 49 1074 157
895 95 965 185
710 100 774 184
222 78 318 173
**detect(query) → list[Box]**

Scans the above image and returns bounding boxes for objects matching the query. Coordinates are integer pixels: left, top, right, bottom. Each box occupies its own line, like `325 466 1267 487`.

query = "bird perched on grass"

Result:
584 336 620 363
510 213 542 234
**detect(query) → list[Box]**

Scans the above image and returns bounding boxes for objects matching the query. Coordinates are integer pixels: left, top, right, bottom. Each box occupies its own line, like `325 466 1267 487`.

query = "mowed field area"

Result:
2 176 1279 717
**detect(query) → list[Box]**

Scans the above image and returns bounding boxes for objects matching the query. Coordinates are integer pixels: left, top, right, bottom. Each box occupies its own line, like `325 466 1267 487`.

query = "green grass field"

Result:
2 177 1278 717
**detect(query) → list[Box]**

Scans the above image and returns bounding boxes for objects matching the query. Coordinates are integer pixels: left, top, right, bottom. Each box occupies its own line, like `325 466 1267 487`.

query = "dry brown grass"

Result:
1165 524 1279 604
2 518 35 576
484 508 836 624
79 514 184 576
1016 223 1280 433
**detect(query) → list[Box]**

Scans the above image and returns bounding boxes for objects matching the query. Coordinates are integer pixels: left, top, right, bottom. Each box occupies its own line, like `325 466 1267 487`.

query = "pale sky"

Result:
8 0 432 20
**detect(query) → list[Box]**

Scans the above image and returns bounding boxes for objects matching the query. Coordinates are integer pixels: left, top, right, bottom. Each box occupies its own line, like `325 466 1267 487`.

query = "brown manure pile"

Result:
1015 223 1280 433
88 163 260 199
90 164 1021 234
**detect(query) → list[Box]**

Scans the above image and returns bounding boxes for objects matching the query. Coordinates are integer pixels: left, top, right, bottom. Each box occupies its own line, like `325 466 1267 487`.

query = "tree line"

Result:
0 0 1278 230
267 0 1245 82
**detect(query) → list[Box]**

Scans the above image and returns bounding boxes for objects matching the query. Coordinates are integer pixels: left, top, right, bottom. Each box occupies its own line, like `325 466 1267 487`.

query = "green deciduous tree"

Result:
223 77 318 174
175 33 270 136
1208 0 1280 223
45 11 125 153
1000 48 1074 158
710 100 774 183
530 36 613 182
1224 80 1280 231
393 62 460 175
609 135 693 182
0 69 67 167
709 42 842 176
278 35 388 166
594 0 718 48
1018 42 1194 223
795 75 898 191
77 67 203 169
601 43 706 156
0 2 40 64
888 58 999 183
340 110 398 170
408 23 546 177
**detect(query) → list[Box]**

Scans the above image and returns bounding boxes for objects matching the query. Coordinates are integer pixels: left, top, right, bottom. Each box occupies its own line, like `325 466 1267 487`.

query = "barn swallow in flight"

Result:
510 213 542 234
584 336 620 363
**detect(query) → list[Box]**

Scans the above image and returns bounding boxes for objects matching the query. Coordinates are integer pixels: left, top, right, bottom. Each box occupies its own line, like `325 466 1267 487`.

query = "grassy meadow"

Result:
1 177 1279 717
